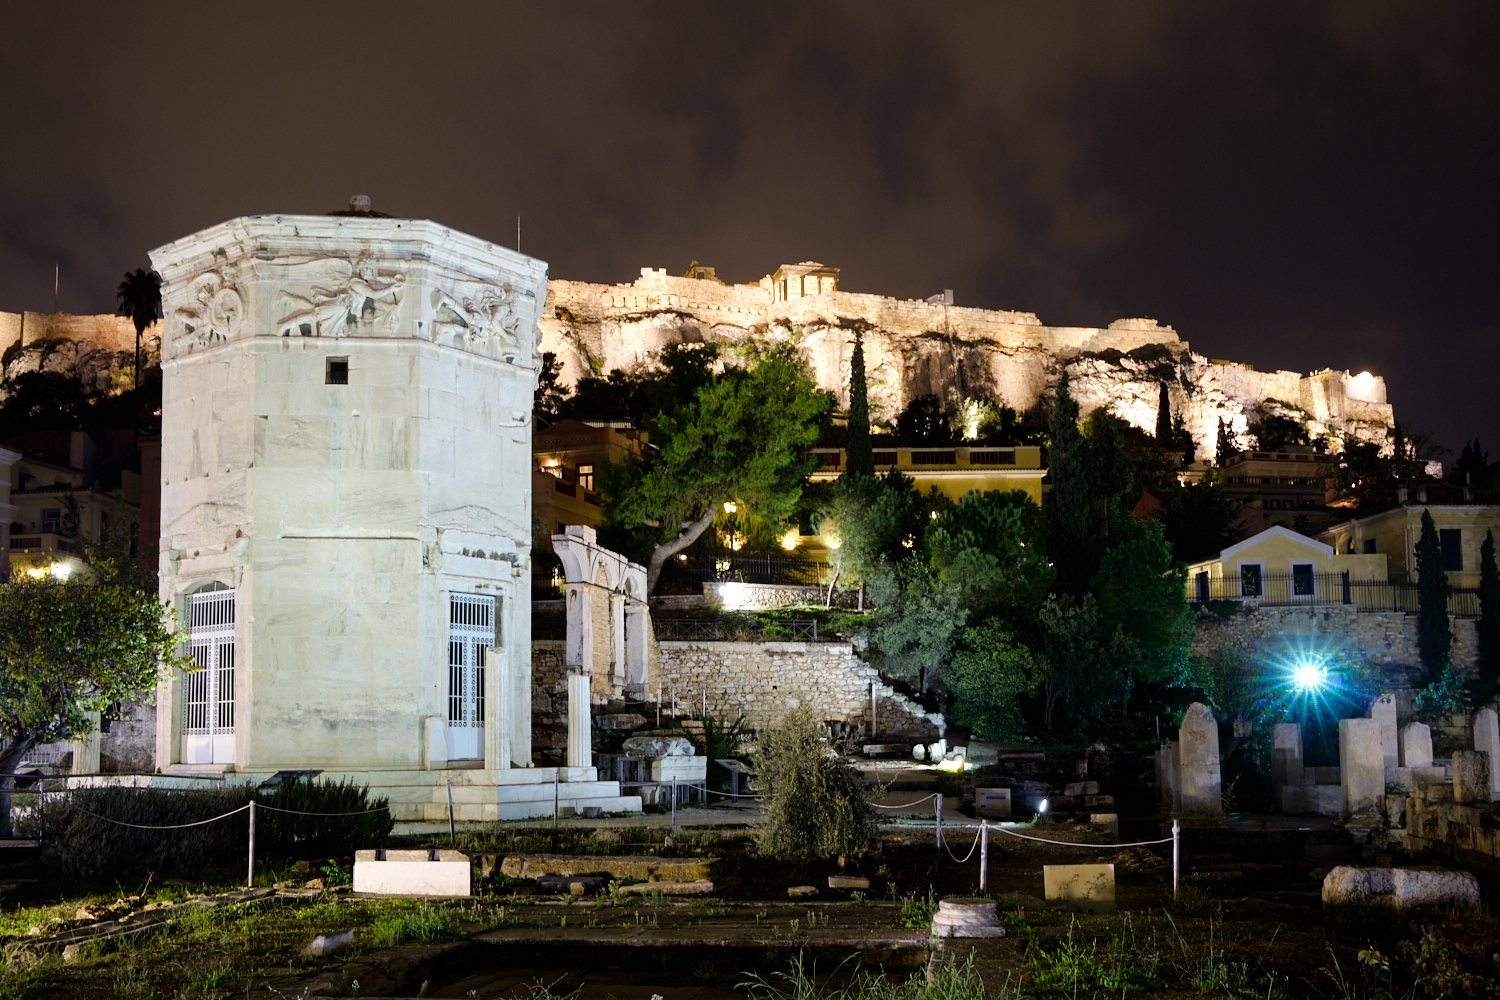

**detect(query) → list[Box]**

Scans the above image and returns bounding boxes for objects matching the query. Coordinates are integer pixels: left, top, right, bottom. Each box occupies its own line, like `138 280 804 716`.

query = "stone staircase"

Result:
424 767 642 823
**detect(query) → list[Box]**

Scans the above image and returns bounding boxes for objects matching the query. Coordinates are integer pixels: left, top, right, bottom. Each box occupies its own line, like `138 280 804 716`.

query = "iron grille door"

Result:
184 590 235 764
447 593 494 760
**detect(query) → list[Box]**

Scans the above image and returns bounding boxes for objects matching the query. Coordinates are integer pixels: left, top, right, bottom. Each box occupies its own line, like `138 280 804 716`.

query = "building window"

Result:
326 357 349 384
41 508 62 534
1363 539 1377 554
577 464 594 491
1291 563 1315 596
1440 529 1463 572
1195 572 1209 602
1239 563 1262 598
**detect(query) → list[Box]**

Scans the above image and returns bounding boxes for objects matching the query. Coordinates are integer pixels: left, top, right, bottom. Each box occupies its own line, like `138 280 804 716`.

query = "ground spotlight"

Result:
1292 661 1327 691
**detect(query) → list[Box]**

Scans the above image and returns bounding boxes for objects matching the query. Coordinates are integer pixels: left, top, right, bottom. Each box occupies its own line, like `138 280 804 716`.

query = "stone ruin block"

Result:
1475 709 1500 798
1322 866 1480 910
1452 750 1492 805
1339 718 1385 817
1400 722 1433 768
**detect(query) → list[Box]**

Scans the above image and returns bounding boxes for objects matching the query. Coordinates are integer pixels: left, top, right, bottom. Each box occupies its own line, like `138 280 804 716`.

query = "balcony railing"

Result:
1187 571 1482 618
8 534 77 553
807 446 1032 471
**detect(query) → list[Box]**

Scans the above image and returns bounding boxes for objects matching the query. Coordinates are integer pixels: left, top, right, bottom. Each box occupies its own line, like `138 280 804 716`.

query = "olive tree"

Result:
0 567 188 835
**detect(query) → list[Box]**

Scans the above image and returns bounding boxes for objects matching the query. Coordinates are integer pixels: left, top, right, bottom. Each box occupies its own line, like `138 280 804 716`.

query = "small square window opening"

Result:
326 358 349 385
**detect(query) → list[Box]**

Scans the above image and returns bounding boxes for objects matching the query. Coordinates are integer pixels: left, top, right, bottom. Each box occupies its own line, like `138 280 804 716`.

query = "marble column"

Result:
567 672 592 770
625 604 650 691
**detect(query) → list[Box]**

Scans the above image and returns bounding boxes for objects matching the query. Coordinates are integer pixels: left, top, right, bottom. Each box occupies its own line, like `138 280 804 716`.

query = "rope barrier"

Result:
989 827 1175 849
943 823 983 864
78 804 251 830
868 794 937 809
254 804 391 817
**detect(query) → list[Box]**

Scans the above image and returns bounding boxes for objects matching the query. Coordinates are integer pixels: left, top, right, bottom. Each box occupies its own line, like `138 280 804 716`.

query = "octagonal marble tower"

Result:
147 214 611 818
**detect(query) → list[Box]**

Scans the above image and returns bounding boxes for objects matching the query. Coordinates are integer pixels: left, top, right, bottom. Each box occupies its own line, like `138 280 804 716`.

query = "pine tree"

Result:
845 329 874 478
1415 509 1452 680
1046 372 1094 597
1155 383 1172 442
1479 529 1500 694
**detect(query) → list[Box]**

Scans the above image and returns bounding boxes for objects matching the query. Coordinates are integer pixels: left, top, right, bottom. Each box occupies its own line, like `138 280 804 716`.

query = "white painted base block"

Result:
353 854 471 896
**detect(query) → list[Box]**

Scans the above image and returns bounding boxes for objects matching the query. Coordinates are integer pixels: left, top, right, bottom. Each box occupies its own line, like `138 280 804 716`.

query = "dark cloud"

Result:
0 1 1494 452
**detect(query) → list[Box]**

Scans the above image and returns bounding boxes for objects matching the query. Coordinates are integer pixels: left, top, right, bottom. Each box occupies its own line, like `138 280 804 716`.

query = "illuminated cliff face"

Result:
538 266 1394 460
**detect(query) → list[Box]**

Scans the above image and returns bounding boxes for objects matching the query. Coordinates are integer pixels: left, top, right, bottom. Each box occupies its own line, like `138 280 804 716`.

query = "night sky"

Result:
1 3 1494 455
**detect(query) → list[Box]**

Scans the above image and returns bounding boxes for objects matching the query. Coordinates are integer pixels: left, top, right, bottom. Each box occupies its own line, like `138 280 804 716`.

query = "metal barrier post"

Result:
446 780 456 845
553 771 560 829
671 777 678 827
979 819 988 892
1172 819 1180 901
246 800 257 888
934 793 943 851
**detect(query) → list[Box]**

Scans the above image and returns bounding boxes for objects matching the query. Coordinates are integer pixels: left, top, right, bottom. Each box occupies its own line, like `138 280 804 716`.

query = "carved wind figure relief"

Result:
429 281 535 361
274 255 406 338
166 267 245 358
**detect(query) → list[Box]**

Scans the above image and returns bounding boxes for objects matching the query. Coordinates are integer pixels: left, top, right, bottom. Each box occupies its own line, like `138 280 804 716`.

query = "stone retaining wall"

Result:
650 640 943 739
1191 605 1479 676
530 638 943 741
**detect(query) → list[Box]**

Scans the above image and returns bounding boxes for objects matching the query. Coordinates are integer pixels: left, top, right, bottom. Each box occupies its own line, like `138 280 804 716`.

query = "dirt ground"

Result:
0 825 1496 999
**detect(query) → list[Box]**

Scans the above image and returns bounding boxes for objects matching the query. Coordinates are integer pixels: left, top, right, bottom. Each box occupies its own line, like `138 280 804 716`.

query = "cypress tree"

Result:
845 329 874 478
1215 417 1238 467
1046 372 1094 597
1415 509 1452 680
1480 529 1500 692
1155 383 1172 442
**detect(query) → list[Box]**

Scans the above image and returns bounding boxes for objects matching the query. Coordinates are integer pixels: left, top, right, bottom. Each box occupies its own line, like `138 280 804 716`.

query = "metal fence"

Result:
1187 571 1482 618
653 618 822 641
668 555 826 588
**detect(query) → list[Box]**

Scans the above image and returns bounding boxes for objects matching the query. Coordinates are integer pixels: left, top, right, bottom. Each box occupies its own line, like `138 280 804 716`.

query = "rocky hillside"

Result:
1 311 161 396
539 267 1395 458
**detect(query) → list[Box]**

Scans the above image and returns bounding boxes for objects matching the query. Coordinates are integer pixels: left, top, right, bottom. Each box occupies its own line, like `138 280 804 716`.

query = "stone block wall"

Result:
100 695 156 773
1191 605 1479 676
531 638 943 742
1402 780 1500 874
649 640 943 739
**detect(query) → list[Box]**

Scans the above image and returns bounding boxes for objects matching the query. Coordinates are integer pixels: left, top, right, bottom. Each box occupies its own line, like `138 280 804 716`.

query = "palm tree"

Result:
116 268 161 390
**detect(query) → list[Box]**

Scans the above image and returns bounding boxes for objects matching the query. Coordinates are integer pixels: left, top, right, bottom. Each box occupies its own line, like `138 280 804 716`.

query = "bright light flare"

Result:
1293 662 1326 691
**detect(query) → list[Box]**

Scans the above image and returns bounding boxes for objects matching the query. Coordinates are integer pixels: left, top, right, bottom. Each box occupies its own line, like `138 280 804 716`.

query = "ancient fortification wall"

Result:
0 311 161 395
540 268 1395 459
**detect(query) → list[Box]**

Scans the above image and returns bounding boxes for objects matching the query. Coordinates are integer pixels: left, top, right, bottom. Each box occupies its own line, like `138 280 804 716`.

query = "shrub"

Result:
751 708 876 861
255 777 393 859
21 785 255 878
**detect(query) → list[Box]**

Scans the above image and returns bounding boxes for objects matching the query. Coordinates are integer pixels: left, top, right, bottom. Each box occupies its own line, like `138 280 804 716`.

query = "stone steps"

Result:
424 775 643 822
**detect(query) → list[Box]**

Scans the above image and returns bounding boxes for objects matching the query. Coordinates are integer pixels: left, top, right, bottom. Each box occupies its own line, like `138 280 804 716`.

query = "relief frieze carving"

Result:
166 266 245 358
274 255 407 338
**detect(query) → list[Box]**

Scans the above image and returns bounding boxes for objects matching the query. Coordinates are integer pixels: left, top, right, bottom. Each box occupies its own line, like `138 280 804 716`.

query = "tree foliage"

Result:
1036 594 1133 730
0 561 188 834
1160 480 1241 564
927 489 1051 617
1479 529 1500 698
894 393 951 446
845 329 874 478
116 267 162 391
1045 374 1094 597
942 618 1049 739
751 708 876 861
1093 519 1193 688
1248 412 1310 452
602 346 831 591
1414 509 1452 681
